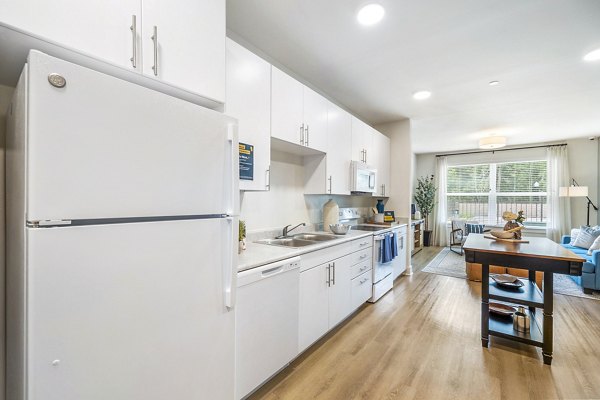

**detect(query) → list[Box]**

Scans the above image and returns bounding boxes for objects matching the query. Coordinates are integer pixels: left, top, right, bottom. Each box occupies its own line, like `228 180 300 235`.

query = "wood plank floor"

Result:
250 246 600 400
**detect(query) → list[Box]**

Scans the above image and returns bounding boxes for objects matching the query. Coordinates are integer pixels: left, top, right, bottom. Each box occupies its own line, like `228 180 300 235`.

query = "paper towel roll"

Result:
323 199 339 232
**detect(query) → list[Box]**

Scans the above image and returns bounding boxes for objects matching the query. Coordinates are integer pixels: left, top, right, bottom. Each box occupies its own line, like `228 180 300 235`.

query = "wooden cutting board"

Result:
484 235 529 244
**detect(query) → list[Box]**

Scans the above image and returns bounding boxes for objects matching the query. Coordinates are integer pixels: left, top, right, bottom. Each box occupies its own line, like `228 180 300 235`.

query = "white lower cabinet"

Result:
298 263 330 353
352 269 373 310
298 238 372 353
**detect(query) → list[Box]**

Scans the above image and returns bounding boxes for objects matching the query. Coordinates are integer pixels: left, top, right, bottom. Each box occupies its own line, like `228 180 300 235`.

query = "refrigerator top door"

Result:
26 218 236 400
26 51 238 222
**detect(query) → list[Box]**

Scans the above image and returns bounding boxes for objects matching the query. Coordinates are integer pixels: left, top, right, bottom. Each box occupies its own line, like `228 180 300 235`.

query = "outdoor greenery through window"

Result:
447 160 547 226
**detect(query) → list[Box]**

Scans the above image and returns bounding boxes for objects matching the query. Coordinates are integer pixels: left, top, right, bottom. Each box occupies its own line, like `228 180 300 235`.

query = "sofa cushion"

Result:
572 226 600 249
582 262 595 274
588 235 600 255
569 228 580 245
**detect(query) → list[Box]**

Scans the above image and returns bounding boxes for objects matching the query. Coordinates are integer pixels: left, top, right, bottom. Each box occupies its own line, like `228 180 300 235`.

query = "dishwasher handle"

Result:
237 256 301 287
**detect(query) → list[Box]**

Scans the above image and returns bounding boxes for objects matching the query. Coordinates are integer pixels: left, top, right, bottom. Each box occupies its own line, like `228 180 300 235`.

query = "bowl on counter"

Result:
329 224 351 235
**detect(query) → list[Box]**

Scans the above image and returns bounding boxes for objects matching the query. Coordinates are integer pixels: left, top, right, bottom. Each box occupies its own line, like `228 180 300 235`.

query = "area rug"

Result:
422 247 600 301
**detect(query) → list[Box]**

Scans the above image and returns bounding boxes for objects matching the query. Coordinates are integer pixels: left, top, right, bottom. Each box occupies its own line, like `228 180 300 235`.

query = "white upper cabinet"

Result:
271 67 329 153
302 87 328 153
372 131 391 196
141 0 225 102
225 39 271 191
326 103 352 194
271 66 304 145
0 0 225 103
351 117 374 164
0 0 141 71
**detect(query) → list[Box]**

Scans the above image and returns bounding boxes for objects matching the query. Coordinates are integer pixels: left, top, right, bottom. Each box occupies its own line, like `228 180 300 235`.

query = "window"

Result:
447 160 547 226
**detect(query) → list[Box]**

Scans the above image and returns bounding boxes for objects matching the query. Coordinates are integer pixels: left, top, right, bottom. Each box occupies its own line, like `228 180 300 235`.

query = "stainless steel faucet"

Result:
280 222 306 238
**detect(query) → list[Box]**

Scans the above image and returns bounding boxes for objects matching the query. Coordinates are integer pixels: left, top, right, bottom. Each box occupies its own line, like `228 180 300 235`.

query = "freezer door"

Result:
26 218 236 400
26 51 238 222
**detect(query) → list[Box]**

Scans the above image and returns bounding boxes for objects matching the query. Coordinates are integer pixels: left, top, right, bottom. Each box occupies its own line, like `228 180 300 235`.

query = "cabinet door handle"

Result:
130 15 137 68
332 262 336 285
328 176 332 193
151 26 158 76
306 125 309 147
266 166 271 190
364 149 367 163
300 124 305 145
326 264 330 287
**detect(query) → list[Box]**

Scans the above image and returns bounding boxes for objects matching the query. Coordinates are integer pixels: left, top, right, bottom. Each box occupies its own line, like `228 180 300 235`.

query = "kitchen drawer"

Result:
349 236 372 253
351 269 372 310
349 248 371 267
351 258 371 279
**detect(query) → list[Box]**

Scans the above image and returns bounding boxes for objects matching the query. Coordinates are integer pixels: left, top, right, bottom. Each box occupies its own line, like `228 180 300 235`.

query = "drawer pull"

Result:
360 278 369 285
359 254 367 259
359 242 369 246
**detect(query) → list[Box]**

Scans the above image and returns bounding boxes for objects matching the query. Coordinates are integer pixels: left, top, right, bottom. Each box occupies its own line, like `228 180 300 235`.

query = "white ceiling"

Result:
226 0 600 154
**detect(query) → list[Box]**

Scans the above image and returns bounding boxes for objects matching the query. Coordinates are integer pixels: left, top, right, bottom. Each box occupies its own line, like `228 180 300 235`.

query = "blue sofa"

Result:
561 235 600 294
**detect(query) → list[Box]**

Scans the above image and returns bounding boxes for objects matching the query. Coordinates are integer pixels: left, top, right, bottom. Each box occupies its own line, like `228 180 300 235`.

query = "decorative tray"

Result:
489 302 517 316
491 274 524 288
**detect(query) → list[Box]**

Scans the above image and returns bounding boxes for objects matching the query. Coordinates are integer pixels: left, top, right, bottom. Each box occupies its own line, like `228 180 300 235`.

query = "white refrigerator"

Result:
6 51 239 400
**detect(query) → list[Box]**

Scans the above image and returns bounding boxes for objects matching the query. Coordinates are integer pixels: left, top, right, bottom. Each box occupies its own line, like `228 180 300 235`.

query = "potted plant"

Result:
239 220 247 253
414 175 436 246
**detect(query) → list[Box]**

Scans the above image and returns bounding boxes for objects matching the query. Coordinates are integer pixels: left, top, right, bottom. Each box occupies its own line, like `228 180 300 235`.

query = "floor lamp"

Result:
559 178 599 226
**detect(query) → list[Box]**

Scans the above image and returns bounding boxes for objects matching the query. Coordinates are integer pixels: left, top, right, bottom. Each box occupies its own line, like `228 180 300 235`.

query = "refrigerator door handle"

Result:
227 123 239 215
224 216 237 310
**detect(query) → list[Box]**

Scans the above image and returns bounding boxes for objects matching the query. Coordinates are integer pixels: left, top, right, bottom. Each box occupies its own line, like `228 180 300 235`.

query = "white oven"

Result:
350 161 377 194
369 231 394 302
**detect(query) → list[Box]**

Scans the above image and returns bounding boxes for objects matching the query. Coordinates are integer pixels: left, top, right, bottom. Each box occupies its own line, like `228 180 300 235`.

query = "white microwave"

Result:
350 161 377 194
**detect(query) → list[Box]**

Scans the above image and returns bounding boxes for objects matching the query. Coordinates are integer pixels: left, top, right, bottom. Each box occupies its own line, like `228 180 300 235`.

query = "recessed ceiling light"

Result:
357 4 385 26
583 48 600 62
489 80 500 86
413 91 431 100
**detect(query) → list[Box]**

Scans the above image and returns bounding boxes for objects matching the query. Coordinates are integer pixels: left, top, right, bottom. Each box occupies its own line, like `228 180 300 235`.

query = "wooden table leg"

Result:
543 271 553 365
481 263 489 348
529 269 536 315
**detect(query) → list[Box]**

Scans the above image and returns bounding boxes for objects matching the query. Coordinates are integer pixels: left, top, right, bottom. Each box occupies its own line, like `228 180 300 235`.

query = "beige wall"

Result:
240 150 380 233
1 84 15 400
374 119 412 219
413 136 600 230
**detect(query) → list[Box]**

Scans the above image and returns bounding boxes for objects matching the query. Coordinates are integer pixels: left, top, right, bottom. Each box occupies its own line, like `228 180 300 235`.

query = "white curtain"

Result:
546 146 571 241
432 156 448 246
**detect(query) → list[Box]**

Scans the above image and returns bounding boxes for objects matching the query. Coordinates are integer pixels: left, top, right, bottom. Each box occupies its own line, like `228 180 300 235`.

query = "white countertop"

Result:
238 224 408 272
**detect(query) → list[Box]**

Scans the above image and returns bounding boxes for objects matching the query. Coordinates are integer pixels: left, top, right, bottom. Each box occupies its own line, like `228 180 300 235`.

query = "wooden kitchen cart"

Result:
463 234 584 365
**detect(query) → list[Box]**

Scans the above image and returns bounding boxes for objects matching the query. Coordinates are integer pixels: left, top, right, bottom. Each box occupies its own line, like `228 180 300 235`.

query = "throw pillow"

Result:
572 226 600 249
569 228 580 245
465 223 485 234
588 235 600 256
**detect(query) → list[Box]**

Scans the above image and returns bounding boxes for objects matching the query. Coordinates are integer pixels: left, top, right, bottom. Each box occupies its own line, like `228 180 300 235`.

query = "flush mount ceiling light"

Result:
489 80 500 86
357 4 385 26
413 90 431 100
479 136 507 149
583 48 600 62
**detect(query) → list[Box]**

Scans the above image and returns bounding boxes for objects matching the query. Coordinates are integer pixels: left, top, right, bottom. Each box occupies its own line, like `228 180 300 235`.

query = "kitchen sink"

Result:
255 238 317 248
290 233 338 242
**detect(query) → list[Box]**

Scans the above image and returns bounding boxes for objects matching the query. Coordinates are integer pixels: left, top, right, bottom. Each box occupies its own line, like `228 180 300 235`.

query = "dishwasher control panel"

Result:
237 257 301 287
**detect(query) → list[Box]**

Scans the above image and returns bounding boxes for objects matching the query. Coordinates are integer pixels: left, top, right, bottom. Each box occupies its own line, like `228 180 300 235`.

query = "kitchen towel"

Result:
381 234 393 263
391 232 398 258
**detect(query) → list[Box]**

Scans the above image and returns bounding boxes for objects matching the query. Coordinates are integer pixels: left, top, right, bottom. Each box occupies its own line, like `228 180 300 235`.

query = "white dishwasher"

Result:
236 257 301 399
